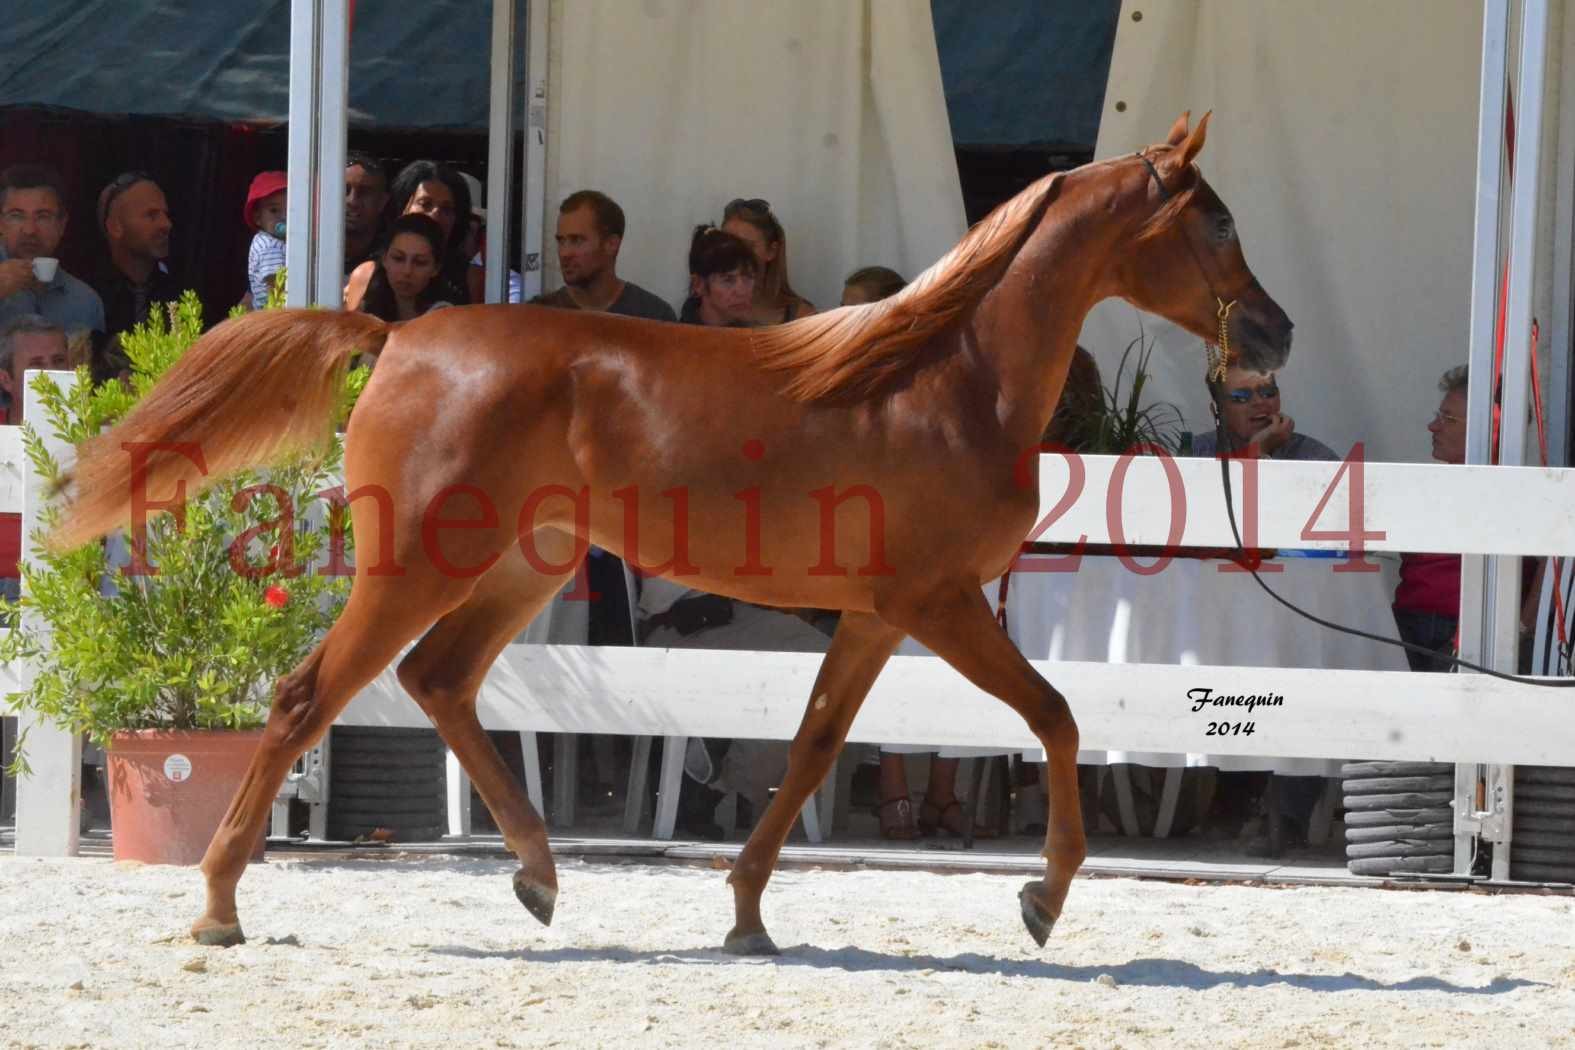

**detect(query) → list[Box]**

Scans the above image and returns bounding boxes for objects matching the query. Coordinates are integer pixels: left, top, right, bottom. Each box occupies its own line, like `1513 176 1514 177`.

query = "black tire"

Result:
1512 799 1575 819
1347 854 1454 876
329 744 446 761
328 727 447 842
1345 824 1455 845
329 733 443 746
1514 784 1575 804
1346 840 1455 860
1515 766 1575 786
321 768 444 783
328 756 444 772
1343 776 1456 795
1343 806 1454 828
324 790 443 808
1509 863 1575 884
1509 830 1575 851
1340 761 1451 779
1510 846 1575 867
1515 814 1575 835
1342 791 1455 812
329 821 445 843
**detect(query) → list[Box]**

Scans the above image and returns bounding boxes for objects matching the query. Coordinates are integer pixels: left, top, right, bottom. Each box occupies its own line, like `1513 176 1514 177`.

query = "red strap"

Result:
995 566 1012 630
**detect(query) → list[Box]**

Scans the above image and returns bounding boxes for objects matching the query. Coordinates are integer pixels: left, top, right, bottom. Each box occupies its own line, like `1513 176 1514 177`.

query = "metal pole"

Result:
520 0 550 301
285 0 321 308
485 0 520 304
313 0 351 308
1483 0 1551 883
1454 0 1510 878
1546 0 1575 470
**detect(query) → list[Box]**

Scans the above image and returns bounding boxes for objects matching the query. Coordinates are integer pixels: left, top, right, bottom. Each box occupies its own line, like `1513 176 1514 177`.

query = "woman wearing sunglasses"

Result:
1184 364 1338 460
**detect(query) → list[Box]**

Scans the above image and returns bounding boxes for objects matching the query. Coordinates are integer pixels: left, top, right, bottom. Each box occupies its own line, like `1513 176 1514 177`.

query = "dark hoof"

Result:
722 929 780 956
191 918 246 947
1018 882 1056 948
513 868 557 927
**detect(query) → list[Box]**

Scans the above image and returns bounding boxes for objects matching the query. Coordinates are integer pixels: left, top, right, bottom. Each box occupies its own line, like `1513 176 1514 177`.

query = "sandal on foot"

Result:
920 798 997 840
878 796 920 840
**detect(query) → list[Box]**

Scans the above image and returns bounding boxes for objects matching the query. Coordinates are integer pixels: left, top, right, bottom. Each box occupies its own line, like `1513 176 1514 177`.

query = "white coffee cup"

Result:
31 257 58 282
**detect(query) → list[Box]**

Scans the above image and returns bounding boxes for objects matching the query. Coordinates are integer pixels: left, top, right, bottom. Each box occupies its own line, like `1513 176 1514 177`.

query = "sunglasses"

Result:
725 197 771 216
97 170 158 230
1225 382 1279 404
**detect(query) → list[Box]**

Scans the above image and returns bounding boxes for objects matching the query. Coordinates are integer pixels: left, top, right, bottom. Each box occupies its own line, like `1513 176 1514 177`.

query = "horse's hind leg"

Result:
395 536 581 927
883 584 1085 948
192 569 476 946
725 612 903 955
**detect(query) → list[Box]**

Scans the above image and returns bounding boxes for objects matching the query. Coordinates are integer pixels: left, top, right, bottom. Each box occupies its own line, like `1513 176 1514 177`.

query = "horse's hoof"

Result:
191 918 246 948
1018 882 1056 948
513 868 557 927
722 929 780 956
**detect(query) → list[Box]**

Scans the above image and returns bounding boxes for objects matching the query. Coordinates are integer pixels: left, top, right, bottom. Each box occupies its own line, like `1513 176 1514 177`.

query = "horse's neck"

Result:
972 176 1125 445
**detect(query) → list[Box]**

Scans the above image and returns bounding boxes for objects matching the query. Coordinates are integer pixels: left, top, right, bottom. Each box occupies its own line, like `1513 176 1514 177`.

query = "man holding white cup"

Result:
0 163 105 340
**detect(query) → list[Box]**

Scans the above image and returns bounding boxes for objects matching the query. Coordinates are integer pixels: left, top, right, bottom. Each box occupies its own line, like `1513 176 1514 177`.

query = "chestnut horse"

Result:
52 113 1290 954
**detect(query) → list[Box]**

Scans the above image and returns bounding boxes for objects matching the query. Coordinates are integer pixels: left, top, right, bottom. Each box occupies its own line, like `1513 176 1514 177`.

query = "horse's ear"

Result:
1165 111 1190 146
1162 110 1211 175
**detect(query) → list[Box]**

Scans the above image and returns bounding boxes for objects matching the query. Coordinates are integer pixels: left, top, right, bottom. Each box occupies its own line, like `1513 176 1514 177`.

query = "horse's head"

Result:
1112 112 1292 374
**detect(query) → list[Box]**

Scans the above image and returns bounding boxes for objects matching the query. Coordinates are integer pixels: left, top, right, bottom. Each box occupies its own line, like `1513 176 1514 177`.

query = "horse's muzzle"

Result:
1238 310 1293 373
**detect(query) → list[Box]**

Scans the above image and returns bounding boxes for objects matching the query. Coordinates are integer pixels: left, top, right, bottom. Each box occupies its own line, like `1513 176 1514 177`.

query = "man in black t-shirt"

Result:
89 172 179 382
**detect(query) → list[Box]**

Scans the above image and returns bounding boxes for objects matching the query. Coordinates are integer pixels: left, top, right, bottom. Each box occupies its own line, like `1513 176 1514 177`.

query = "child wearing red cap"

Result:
244 171 287 308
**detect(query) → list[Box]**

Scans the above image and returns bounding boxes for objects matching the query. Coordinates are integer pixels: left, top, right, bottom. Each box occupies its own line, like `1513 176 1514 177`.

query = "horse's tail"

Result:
47 309 391 553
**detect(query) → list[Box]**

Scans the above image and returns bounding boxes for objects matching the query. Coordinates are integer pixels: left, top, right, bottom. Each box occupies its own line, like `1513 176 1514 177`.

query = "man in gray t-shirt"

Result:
1183 364 1338 461
533 188 676 322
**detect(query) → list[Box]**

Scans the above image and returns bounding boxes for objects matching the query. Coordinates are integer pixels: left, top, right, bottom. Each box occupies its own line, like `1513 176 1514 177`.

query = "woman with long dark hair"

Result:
344 213 450 322
345 160 472 307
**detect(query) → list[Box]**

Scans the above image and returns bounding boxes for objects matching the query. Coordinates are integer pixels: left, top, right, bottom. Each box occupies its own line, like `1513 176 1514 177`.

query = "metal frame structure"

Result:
7 1 1572 875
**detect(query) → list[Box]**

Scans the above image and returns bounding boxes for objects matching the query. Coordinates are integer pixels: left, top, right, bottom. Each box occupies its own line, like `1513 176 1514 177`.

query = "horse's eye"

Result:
1215 217 1235 243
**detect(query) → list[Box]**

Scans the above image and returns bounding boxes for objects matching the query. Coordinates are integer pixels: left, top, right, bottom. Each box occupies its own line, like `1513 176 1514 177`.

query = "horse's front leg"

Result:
885 584 1085 948
724 612 903 955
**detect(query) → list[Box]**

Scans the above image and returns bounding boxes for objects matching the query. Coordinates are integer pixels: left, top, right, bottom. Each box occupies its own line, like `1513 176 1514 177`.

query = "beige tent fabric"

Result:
545 0 966 315
1078 1 1520 465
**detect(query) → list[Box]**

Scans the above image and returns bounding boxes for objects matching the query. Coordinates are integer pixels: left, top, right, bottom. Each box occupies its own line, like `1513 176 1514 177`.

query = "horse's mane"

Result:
750 170 1066 403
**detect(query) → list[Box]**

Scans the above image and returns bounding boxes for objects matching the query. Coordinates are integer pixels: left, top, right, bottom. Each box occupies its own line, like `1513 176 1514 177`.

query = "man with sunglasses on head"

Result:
1184 364 1338 461
0 164 105 340
88 171 179 382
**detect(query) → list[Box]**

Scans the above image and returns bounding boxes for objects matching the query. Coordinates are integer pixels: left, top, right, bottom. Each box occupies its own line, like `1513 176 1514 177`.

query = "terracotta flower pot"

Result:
106 729 267 866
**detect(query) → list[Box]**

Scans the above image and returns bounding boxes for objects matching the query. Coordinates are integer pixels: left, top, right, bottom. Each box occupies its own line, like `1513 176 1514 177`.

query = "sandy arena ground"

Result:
1 854 1571 1049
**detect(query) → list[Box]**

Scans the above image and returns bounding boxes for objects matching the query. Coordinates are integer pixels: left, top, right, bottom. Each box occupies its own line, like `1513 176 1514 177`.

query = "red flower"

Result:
264 586 289 609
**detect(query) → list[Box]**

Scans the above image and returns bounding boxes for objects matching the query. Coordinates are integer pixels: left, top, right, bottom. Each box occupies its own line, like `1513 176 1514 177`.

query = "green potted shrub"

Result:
1052 330 1184 456
2 291 364 864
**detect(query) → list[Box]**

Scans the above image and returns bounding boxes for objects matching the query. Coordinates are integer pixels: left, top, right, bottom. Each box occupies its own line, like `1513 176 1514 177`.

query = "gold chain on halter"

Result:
1206 297 1238 382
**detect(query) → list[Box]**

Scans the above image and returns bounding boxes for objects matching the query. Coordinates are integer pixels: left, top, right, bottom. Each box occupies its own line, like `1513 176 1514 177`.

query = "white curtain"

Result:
546 0 967 314
1078 1 1524 465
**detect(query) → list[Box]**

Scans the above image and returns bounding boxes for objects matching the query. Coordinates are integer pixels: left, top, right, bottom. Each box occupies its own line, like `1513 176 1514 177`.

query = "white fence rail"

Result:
4 372 1573 860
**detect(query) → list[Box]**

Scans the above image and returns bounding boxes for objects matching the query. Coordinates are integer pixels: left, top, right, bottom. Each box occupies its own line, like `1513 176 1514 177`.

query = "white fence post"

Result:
13 370 81 857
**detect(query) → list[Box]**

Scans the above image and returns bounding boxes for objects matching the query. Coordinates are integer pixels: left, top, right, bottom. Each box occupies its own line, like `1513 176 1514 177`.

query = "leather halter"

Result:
1136 148 1238 381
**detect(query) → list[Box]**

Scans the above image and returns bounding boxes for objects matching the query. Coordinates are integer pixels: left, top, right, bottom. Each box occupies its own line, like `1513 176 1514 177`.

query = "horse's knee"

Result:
263 663 329 752
790 728 841 764
1031 686 1078 752
396 653 474 721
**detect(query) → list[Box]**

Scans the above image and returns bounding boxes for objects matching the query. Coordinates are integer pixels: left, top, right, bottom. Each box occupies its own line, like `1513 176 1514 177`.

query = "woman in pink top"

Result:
1393 365 1541 671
